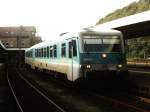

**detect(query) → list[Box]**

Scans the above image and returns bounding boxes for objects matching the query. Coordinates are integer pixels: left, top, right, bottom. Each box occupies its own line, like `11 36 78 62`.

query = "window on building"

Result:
61 43 66 57
32 32 35 35
10 44 14 47
5 42 9 47
10 32 14 35
21 41 27 47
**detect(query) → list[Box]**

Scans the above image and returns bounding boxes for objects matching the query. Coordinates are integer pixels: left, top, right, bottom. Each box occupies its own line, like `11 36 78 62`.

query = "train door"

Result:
68 39 78 81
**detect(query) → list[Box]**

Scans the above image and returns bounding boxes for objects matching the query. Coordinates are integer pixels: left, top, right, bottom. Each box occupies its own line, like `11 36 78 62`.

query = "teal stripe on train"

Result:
80 53 126 64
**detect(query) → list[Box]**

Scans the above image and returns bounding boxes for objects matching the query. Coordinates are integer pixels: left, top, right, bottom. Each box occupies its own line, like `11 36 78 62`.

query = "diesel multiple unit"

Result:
25 28 128 81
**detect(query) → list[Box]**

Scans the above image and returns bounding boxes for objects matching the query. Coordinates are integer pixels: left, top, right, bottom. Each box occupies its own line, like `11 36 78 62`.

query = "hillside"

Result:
96 0 150 25
96 0 150 59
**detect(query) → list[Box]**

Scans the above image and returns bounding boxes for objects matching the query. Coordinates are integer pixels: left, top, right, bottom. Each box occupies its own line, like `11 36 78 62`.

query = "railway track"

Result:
20 67 150 112
7 68 67 112
49 75 150 112
87 90 150 112
127 67 150 97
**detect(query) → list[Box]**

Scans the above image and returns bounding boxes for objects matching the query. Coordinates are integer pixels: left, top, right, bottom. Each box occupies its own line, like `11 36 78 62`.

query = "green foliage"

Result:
126 37 150 58
96 0 150 25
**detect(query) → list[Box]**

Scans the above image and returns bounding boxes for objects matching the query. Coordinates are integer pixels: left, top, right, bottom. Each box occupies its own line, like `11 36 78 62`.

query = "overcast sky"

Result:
0 0 139 41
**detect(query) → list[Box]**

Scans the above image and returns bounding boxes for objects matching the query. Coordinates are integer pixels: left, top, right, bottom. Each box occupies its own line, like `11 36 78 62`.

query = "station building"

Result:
0 26 42 66
0 26 42 48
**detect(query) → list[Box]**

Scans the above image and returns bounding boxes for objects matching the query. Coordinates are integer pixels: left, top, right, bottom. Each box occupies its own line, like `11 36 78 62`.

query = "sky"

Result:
0 0 139 41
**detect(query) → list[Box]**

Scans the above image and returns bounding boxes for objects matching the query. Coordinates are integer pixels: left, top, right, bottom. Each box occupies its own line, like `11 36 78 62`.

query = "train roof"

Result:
26 28 122 51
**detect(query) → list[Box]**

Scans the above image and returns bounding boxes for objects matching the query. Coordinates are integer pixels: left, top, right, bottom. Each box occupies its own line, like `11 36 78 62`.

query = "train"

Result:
25 28 128 82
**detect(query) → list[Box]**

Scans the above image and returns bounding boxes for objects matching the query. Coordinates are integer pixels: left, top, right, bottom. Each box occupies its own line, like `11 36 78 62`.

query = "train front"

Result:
79 30 128 81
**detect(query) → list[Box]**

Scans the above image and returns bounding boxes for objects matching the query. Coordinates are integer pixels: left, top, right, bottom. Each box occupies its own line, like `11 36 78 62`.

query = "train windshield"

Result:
83 35 122 52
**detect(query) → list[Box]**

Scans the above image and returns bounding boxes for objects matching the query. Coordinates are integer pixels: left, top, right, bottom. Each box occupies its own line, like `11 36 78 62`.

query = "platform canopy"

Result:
0 41 6 53
95 11 150 39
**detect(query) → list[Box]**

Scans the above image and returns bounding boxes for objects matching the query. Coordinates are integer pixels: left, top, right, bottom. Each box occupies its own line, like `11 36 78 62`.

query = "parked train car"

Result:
25 28 128 81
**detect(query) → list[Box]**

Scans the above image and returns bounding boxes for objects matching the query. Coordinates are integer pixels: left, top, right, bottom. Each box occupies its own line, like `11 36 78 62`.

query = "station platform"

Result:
0 41 25 66
128 67 150 96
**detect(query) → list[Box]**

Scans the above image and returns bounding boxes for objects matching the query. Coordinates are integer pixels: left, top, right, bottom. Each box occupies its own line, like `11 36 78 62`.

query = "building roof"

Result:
95 11 150 39
0 26 36 37
96 10 150 29
0 41 6 51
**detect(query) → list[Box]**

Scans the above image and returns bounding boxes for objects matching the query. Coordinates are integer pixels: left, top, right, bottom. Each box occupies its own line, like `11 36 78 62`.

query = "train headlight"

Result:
117 64 123 68
86 65 91 69
102 53 107 58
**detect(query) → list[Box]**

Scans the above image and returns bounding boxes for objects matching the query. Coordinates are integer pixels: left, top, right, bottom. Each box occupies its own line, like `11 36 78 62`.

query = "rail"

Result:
16 70 66 112
7 68 67 112
7 69 24 112
24 67 150 112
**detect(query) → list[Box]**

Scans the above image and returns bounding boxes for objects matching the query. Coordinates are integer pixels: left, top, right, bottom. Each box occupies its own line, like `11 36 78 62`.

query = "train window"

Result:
31 50 33 57
41 48 43 57
37 49 39 57
35 49 37 57
72 40 77 57
39 49 41 57
27 52 29 57
50 46 53 57
44 48 46 57
61 43 66 57
69 41 72 58
39 49 40 57
28 52 29 57
103 38 120 44
102 38 121 52
54 45 57 57
83 36 121 52
29 51 30 57
37 49 38 57
47 46 49 58
36 49 37 57
69 40 77 58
